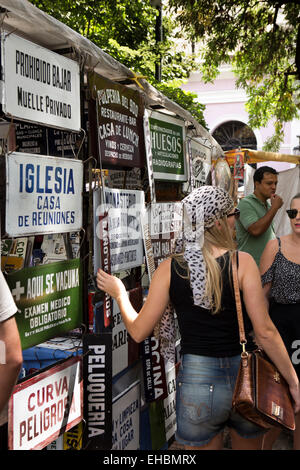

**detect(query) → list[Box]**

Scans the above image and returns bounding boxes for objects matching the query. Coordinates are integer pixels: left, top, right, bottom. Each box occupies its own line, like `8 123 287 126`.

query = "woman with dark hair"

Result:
97 185 300 450
260 193 300 450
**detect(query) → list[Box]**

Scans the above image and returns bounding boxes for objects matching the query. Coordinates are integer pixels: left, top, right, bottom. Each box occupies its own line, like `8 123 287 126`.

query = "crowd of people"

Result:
1 164 300 451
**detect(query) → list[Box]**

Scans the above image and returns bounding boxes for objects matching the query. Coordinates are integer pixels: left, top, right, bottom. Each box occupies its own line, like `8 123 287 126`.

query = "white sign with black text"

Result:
6 152 83 236
1 33 80 131
112 381 140 450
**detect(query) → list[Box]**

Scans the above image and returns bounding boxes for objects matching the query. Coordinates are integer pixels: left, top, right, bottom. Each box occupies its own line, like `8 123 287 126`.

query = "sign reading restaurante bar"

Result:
149 111 187 181
6 259 82 349
89 73 146 168
5 152 83 237
0 32 80 131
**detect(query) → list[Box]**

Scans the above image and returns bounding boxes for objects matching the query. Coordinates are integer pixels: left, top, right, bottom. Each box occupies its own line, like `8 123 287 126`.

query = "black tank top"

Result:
170 251 256 357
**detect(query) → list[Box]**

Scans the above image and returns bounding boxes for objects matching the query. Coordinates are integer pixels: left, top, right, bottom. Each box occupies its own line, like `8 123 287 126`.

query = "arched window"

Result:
212 121 257 151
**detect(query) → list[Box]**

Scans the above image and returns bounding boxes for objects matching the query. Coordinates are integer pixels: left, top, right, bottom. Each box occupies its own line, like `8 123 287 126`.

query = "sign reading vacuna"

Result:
1 33 80 131
6 152 83 237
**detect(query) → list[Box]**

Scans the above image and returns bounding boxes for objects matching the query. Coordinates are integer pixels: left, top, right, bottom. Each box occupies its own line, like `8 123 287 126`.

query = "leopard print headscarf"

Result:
179 185 234 308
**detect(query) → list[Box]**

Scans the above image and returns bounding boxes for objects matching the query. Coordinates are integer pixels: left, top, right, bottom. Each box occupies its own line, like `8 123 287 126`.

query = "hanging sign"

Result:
187 137 212 188
6 259 82 350
14 121 81 158
141 335 168 403
82 333 112 450
112 381 140 450
89 73 146 168
233 152 245 180
5 152 83 236
149 202 182 268
149 111 187 181
8 356 82 450
1 33 80 131
94 187 144 273
163 365 177 441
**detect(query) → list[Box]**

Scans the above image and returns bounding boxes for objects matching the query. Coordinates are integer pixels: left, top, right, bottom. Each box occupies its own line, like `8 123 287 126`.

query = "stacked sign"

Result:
5 152 83 237
89 73 146 168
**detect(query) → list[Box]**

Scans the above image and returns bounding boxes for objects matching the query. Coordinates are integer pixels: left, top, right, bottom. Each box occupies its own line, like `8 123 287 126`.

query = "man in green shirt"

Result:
236 166 283 266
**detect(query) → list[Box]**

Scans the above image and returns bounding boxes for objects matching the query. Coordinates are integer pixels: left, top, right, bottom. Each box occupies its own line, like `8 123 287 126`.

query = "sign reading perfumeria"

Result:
149 111 187 181
6 259 82 350
8 357 82 450
1 33 80 131
6 152 83 236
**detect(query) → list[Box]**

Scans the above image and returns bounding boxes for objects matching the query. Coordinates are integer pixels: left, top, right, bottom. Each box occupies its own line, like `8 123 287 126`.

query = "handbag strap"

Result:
231 251 247 350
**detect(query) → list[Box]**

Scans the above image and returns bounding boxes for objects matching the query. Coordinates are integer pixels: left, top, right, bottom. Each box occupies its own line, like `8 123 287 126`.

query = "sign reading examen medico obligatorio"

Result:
5 152 83 237
0 32 80 131
6 259 82 350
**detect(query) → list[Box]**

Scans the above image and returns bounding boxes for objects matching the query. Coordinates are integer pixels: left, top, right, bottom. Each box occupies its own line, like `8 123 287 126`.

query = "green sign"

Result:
6 259 82 349
149 111 187 182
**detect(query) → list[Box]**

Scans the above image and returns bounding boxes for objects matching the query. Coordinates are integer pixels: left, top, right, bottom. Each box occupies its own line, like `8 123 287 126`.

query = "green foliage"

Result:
168 0 300 151
28 0 206 128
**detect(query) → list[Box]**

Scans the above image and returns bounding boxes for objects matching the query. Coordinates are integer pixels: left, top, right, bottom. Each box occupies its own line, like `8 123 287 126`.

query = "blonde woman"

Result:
97 186 300 450
260 193 300 450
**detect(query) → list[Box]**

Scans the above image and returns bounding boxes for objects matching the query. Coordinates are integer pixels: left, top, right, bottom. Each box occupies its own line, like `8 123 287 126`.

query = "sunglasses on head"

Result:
227 208 240 219
286 209 299 219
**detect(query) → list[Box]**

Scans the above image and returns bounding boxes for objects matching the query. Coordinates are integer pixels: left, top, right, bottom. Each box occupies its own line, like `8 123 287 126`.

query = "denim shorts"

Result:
175 354 266 447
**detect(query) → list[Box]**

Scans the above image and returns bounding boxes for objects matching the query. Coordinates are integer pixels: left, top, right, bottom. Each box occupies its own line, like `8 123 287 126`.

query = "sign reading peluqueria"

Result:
148 111 187 181
6 259 82 349
8 356 82 450
0 32 80 131
5 152 83 237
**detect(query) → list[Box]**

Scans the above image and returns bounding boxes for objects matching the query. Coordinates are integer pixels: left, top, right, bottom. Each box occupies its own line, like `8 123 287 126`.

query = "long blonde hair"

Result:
173 215 236 314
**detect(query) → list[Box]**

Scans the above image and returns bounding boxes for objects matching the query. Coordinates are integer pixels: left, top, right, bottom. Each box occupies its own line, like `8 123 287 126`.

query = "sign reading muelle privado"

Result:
6 259 82 350
1 33 80 131
89 73 145 168
8 357 82 450
149 111 187 181
6 152 83 237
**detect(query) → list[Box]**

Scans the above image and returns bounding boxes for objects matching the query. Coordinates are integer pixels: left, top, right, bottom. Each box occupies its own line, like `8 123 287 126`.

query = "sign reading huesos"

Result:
5 152 83 237
1 33 80 131
149 111 187 181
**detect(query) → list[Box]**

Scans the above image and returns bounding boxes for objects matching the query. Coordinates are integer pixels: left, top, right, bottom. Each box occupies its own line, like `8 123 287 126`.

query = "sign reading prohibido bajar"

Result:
149 111 187 181
89 73 146 168
6 259 82 349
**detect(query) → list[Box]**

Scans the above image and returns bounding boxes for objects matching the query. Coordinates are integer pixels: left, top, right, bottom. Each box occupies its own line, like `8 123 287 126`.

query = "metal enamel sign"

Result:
149 111 187 182
5 152 83 236
8 356 82 450
6 259 82 350
1 33 81 131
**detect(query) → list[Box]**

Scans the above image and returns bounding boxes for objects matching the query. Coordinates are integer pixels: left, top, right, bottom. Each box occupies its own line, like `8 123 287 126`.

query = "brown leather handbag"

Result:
231 252 296 431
